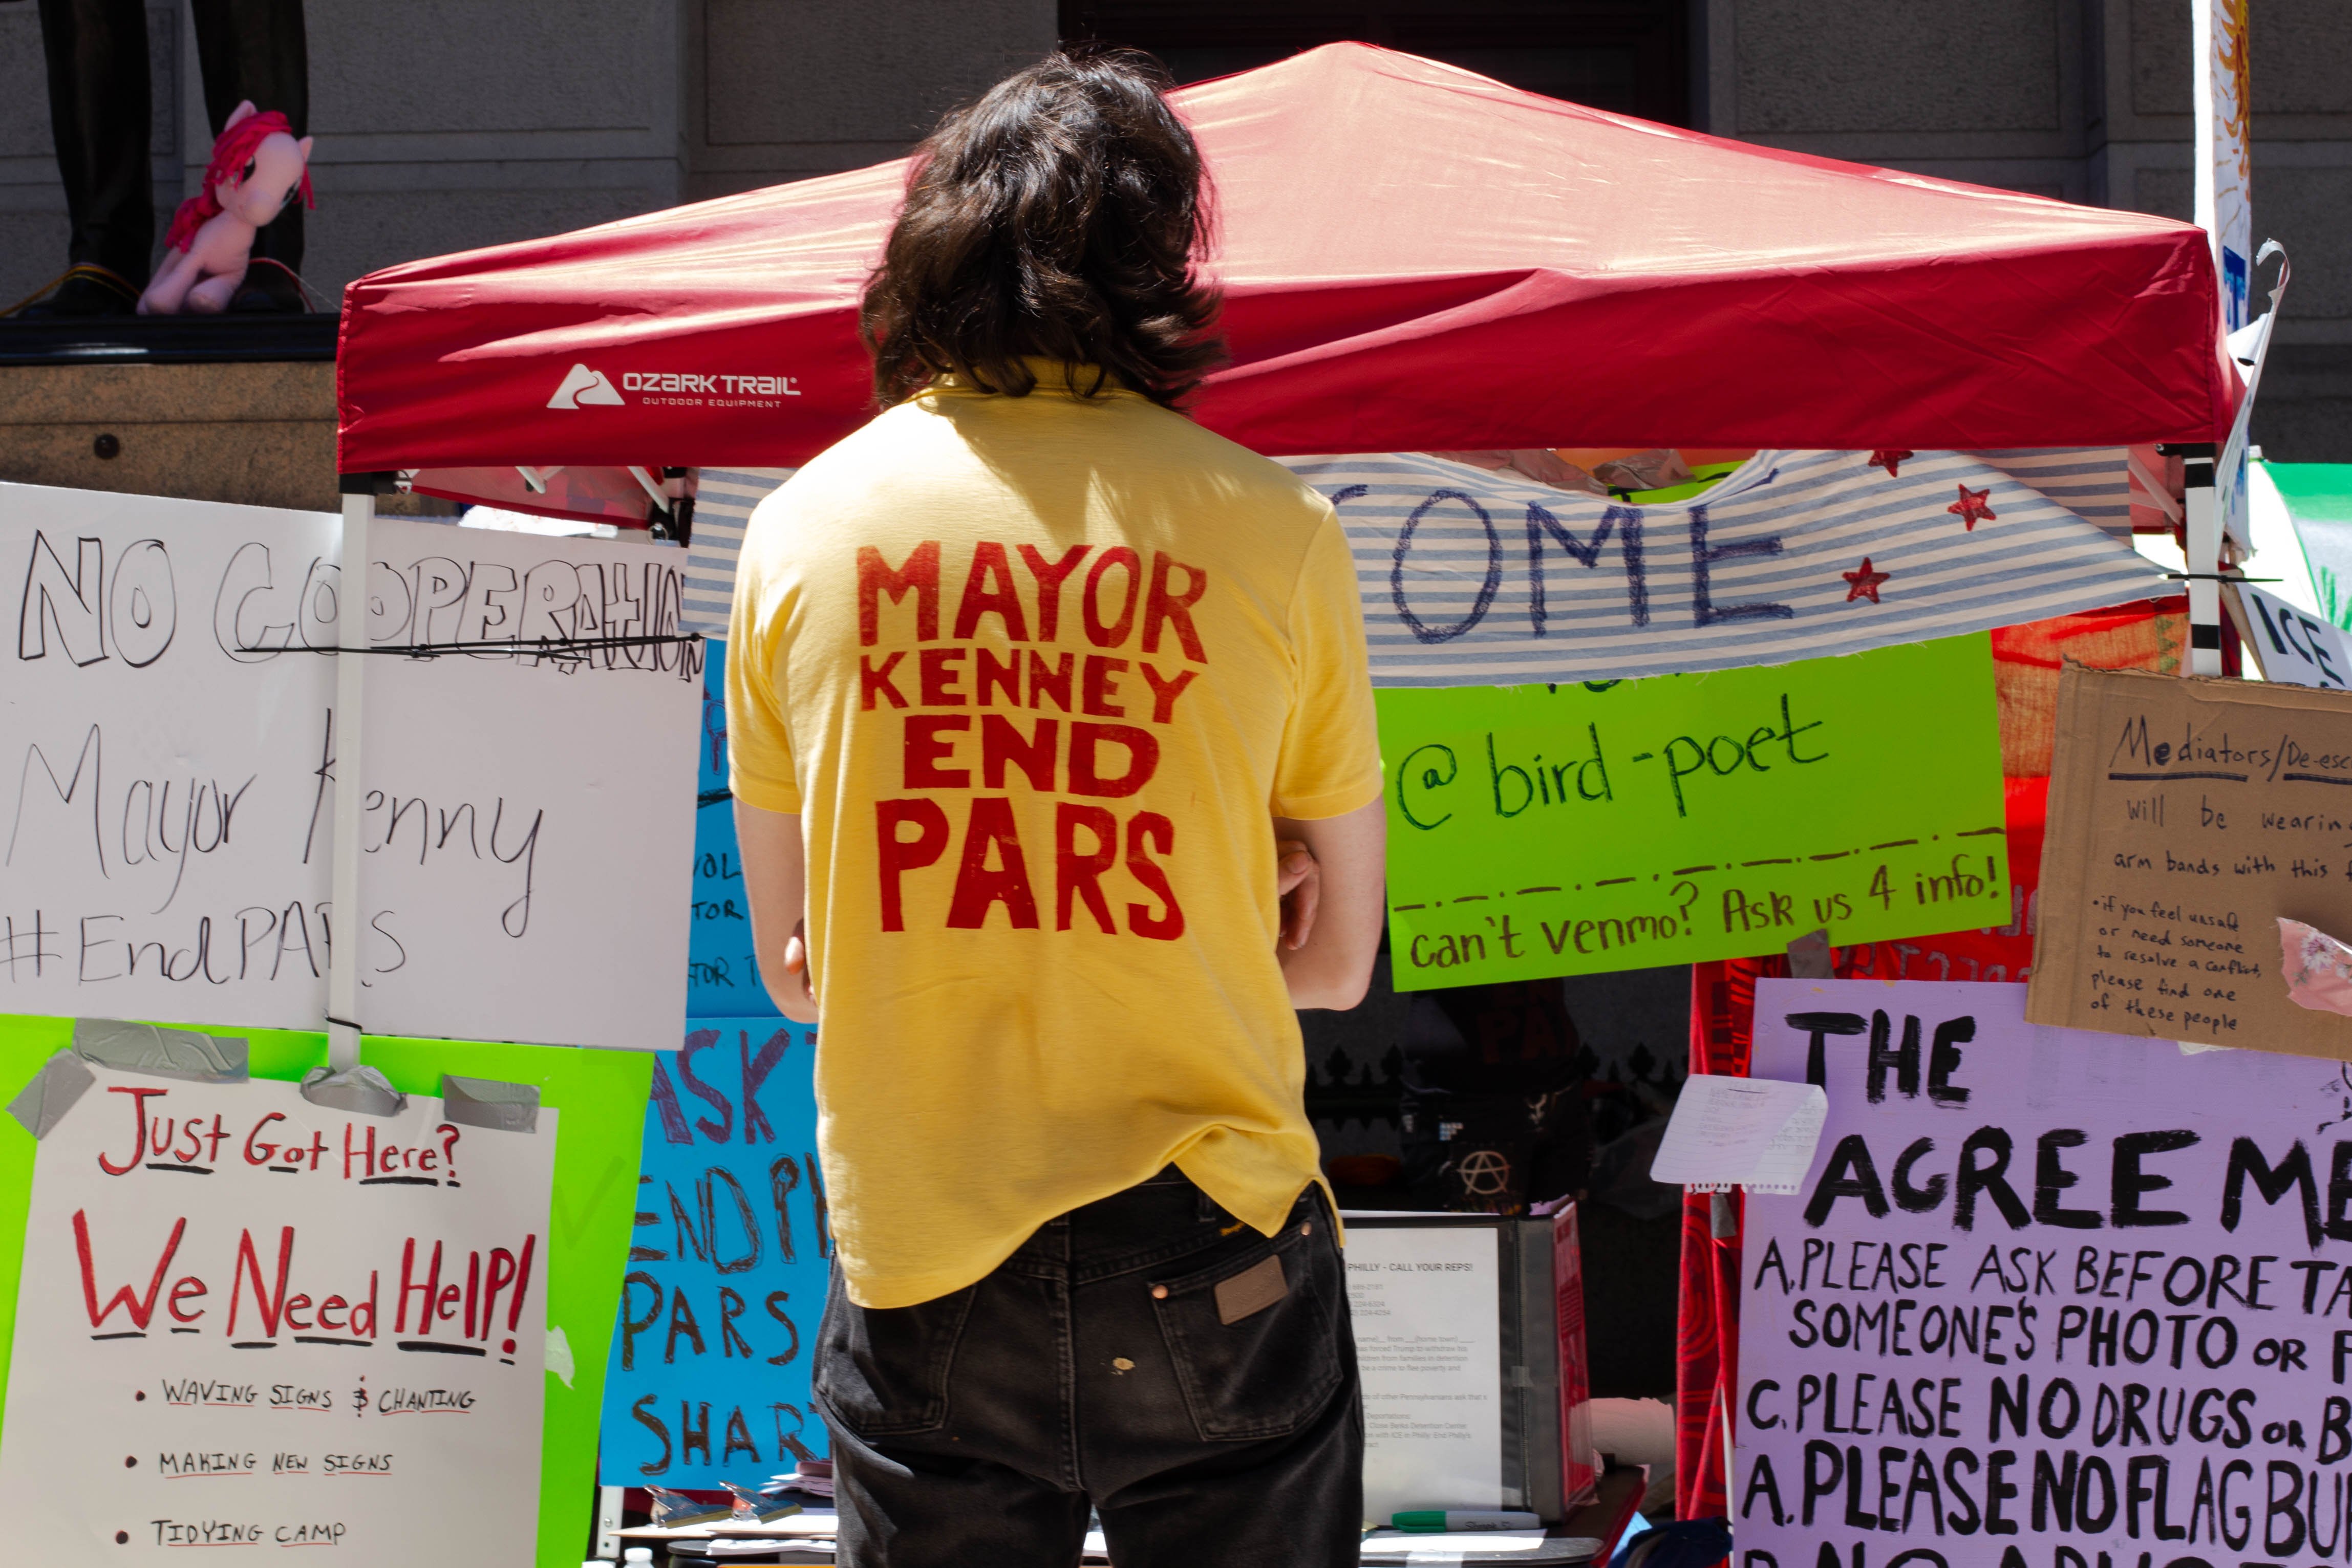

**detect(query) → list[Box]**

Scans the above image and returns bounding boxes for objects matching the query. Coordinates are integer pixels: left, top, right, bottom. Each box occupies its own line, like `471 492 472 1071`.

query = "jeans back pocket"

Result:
811 1269 979 1438
1149 1218 1344 1442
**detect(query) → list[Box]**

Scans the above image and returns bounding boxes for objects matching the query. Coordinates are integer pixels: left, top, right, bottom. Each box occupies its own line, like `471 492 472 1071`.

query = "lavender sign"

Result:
1738 980 2352 1568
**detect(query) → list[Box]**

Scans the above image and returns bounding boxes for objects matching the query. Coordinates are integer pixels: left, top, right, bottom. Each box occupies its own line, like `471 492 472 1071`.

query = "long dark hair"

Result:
860 50 1225 410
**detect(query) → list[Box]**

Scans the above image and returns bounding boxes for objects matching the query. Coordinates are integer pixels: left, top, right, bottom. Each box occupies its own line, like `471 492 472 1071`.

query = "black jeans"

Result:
815 1173 1362 1567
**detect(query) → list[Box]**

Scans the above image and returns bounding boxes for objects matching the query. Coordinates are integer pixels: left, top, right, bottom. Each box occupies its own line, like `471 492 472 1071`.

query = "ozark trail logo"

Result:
549 363 799 409
547 363 624 410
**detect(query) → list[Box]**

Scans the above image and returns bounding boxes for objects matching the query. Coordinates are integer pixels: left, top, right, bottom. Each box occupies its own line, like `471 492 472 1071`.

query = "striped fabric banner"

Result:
1281 448 2166 686
679 449 2164 684
683 467 794 635
1975 447 2131 541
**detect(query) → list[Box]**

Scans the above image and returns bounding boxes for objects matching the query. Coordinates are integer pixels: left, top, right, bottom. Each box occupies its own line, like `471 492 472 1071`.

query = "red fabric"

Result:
337 44 2233 486
1673 776 2047 1522
1678 966 1755 1524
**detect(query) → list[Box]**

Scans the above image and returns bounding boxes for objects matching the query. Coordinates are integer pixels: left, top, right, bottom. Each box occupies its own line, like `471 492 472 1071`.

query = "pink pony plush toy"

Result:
137 101 313 315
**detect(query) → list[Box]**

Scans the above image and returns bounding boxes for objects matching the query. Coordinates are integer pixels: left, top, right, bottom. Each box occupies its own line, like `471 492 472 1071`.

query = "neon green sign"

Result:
1378 635 2008 986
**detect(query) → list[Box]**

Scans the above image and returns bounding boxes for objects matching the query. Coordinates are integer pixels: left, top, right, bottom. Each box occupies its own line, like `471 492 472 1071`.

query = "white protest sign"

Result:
360 518 699 1049
2236 581 2352 691
1740 979 2352 1568
0 484 698 1049
3 486 338 1027
1345 1224 1505 1519
0 1065 555 1562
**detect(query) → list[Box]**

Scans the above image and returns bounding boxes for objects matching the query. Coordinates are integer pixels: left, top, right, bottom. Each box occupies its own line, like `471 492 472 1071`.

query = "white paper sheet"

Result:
1343 1226 1503 1520
1647 1075 1827 1194
1361 1530 1552 1555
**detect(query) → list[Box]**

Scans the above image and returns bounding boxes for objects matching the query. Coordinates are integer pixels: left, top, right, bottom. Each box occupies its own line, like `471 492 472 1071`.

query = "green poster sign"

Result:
1378 634 2008 987
0 1017 649 1568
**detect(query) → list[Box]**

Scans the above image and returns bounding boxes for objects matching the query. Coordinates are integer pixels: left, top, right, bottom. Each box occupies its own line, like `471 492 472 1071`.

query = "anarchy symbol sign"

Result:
1455 1148 1512 1196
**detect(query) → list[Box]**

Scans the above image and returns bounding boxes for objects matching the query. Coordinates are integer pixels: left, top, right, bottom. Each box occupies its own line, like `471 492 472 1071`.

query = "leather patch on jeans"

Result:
1212 1253 1289 1325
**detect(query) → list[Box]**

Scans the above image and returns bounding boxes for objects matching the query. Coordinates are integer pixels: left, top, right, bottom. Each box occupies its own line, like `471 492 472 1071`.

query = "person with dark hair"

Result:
728 50 1387 1568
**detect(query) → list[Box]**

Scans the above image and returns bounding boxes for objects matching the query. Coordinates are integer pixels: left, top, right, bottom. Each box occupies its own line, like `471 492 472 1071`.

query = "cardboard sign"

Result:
598 1018 827 1486
1739 979 2352 1568
688 640 777 1016
2028 665 2352 1058
1379 636 2008 988
0 484 700 1049
0 1064 555 1563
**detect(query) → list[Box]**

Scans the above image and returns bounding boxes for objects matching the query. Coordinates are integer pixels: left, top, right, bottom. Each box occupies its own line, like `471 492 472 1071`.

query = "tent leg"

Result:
327 484 375 1071
594 1485 624 1558
2183 442 2221 676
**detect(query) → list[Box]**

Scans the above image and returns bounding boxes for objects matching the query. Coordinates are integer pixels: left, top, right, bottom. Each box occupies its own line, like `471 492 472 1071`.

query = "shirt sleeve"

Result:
1271 508 1383 819
725 529 804 815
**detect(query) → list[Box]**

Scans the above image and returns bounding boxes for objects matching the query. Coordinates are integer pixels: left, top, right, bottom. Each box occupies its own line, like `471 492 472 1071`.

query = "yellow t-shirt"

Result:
726 365 1382 1308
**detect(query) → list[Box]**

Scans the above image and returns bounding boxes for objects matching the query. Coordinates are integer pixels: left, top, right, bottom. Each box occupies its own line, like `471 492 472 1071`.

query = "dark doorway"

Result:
1059 2 1693 127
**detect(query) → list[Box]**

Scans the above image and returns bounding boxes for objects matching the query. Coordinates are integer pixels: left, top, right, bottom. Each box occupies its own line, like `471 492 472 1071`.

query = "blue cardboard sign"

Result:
691 638 779 1016
598 1018 830 1484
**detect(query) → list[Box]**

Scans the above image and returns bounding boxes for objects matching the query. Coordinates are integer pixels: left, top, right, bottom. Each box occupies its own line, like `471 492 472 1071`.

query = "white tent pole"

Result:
2184 445 2222 677
327 485 375 1071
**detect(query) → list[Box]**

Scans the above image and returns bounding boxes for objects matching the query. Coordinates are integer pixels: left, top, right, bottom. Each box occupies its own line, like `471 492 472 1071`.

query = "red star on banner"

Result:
1948 484 1996 530
1843 557 1891 603
1868 449 1914 477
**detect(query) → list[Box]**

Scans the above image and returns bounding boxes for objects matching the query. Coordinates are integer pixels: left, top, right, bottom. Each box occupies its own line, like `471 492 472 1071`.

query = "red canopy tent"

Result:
326 40 2243 1542
336 40 2236 508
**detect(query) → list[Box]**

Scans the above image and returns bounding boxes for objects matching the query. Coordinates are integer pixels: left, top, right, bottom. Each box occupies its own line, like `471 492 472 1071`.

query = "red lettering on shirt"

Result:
1081 547 1141 648
974 647 1021 707
980 714 1056 791
945 798 1039 930
917 646 968 705
1067 722 1159 799
860 652 910 710
1125 812 1183 940
1027 650 1075 712
952 543 1030 642
1143 553 1208 663
858 542 940 646
1054 803 1119 933
852 535 1219 943
1138 662 1197 725
1080 656 1127 718
874 799 951 931
903 715 971 789
1015 544 1089 641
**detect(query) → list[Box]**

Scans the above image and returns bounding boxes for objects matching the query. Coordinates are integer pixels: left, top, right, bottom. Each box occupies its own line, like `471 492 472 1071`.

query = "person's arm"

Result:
735 799 818 1023
1271 796 1386 1011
